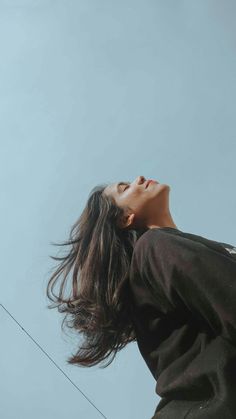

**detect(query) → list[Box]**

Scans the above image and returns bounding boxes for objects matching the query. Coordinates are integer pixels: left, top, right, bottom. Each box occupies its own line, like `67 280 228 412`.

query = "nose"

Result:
130 176 146 187
138 175 146 184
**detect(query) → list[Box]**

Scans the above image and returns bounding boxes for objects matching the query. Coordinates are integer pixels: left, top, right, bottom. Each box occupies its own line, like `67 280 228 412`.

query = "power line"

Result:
0 303 108 419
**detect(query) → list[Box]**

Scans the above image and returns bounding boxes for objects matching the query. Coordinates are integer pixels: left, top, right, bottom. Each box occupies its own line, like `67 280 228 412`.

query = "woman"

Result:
46 175 236 418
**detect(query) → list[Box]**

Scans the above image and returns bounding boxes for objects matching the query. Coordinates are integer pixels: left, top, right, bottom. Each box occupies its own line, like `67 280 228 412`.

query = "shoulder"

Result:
133 228 202 262
133 228 177 258
134 227 184 249
133 228 166 252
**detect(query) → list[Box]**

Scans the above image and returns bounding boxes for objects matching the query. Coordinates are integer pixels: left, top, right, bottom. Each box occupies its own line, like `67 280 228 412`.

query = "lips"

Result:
146 179 155 188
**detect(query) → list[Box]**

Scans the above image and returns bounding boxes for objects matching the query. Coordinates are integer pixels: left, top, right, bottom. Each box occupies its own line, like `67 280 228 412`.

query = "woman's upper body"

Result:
128 226 236 418
47 173 236 417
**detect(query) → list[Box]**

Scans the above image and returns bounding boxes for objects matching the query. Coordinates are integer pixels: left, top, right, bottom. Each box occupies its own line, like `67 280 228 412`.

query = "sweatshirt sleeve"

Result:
136 230 236 345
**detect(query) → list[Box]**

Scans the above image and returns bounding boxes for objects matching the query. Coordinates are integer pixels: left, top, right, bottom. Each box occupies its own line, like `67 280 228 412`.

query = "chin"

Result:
158 183 170 191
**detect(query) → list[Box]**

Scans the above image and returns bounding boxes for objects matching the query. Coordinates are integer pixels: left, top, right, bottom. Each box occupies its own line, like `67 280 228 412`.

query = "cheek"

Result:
132 192 148 210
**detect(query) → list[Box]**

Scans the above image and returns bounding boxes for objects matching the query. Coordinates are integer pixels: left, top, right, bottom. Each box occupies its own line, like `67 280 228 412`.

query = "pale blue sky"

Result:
0 1 236 418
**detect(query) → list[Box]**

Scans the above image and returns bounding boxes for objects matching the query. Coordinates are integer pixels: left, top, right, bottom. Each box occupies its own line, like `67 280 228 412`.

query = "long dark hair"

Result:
46 182 148 368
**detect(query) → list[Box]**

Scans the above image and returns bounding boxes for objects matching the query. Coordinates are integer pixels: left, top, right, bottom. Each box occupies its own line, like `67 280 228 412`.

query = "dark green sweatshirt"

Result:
128 227 236 418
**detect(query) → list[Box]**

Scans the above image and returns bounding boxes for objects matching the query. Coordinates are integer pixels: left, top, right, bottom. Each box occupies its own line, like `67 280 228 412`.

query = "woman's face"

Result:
103 175 172 229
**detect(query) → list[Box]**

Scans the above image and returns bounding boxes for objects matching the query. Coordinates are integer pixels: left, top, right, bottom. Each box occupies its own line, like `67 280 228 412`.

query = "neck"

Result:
146 213 178 230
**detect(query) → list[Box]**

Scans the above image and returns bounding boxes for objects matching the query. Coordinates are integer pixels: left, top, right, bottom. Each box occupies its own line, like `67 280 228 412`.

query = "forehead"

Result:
104 182 117 195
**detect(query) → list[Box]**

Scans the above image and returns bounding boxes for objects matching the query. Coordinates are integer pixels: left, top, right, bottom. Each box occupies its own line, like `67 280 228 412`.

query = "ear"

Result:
126 213 135 227
119 213 135 229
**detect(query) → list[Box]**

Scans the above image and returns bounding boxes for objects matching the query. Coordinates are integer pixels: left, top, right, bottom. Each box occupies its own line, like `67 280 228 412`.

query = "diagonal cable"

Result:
0 303 108 419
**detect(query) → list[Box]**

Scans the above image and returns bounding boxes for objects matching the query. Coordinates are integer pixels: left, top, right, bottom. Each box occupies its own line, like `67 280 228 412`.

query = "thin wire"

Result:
0 303 108 419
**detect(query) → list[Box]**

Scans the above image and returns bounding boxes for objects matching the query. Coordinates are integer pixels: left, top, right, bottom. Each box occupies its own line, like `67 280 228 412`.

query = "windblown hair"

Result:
46 183 148 368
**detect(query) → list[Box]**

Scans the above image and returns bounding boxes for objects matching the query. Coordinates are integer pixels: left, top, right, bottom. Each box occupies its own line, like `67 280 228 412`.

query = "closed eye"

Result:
123 182 131 191
117 181 130 193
